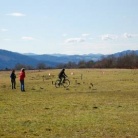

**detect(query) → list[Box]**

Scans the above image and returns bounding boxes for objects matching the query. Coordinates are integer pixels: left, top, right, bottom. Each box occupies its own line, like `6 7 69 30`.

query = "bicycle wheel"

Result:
55 80 60 88
63 79 70 88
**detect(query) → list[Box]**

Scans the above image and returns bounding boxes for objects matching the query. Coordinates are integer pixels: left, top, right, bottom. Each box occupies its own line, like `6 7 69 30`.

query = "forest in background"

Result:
13 52 138 70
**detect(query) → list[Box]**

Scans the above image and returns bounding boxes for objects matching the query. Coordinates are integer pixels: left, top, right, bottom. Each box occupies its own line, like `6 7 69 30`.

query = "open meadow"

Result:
0 69 138 138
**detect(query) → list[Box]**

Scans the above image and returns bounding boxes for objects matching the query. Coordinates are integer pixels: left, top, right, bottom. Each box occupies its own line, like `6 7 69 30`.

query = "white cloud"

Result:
101 34 117 40
81 33 90 37
21 36 34 40
65 38 86 43
1 28 8 32
101 33 138 40
123 33 134 38
6 12 26 17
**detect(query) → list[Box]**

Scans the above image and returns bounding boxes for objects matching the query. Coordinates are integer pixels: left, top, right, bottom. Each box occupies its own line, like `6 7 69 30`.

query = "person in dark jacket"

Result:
58 68 67 83
10 70 16 89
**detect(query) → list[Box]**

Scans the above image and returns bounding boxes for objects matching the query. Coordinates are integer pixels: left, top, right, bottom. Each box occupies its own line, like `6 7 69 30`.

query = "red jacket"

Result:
19 71 25 80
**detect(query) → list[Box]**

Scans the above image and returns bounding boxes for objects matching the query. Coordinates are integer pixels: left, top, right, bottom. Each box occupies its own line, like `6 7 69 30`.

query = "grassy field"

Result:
0 69 138 138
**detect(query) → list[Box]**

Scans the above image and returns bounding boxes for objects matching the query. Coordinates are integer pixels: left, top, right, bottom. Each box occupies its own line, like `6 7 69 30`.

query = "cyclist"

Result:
58 68 67 84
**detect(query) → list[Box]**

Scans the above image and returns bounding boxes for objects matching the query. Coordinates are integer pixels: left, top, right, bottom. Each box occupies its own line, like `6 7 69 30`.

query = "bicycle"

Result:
55 78 70 88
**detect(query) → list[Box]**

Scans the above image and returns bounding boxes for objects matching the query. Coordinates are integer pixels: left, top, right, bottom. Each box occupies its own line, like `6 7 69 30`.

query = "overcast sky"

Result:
0 0 138 55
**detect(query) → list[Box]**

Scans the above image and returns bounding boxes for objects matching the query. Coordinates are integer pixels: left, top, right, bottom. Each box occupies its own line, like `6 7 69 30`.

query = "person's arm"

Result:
64 72 67 77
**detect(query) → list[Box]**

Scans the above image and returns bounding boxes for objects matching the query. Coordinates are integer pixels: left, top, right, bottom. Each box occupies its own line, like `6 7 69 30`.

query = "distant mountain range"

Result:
0 49 138 69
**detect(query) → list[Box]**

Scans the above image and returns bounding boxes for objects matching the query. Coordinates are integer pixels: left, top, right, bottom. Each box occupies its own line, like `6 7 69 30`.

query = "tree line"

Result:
57 52 138 69
8 52 138 70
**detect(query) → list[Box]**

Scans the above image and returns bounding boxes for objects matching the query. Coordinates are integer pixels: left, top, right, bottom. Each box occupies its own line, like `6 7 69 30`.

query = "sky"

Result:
0 0 138 55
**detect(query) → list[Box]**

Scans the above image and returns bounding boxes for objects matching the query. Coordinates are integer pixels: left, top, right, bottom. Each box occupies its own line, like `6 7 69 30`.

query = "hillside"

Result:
28 53 103 64
0 49 104 69
110 50 138 57
0 49 138 69
0 49 39 69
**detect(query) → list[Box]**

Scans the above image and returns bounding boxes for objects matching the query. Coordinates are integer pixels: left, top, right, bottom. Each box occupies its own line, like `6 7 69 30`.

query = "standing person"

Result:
58 68 67 83
10 70 16 89
19 68 25 92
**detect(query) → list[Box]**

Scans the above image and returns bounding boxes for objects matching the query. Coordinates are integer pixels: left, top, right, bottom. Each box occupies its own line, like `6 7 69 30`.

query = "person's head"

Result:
21 68 25 72
62 68 65 71
12 69 15 73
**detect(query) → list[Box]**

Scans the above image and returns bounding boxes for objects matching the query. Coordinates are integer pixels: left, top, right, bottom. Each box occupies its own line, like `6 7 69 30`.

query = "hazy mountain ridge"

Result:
110 50 138 57
29 54 103 64
0 49 40 69
0 49 138 69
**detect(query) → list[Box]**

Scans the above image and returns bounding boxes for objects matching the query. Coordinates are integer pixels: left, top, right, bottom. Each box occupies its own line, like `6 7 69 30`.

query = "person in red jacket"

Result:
19 68 25 92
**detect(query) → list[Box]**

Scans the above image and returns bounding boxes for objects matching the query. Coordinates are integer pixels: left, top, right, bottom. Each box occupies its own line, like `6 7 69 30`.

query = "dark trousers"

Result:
59 76 65 83
20 80 25 91
11 79 16 89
